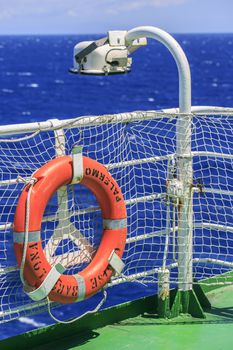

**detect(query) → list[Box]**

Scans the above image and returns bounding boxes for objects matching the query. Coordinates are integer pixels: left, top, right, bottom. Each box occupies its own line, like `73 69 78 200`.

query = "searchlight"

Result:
69 31 147 75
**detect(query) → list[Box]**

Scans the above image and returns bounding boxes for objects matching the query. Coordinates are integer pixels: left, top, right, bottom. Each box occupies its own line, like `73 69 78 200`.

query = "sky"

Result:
0 0 232 35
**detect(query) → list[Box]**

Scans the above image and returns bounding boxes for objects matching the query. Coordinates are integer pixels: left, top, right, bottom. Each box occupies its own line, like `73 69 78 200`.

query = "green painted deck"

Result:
2 284 233 350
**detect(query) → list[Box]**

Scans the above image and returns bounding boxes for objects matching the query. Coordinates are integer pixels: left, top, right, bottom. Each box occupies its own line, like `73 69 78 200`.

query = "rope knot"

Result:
16 176 38 186
28 177 38 186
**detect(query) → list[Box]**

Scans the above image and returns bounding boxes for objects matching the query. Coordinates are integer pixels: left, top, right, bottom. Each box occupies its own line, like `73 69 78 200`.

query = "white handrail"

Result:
0 107 233 137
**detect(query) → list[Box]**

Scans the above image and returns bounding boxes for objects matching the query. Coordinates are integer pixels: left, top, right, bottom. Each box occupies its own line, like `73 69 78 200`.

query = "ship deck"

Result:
1 284 233 350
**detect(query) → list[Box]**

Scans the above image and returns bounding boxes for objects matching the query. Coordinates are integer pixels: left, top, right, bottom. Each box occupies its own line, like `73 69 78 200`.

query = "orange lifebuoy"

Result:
13 156 127 304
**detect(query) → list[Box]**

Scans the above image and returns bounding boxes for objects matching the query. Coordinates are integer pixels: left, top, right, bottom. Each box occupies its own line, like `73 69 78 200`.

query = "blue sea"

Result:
0 33 233 340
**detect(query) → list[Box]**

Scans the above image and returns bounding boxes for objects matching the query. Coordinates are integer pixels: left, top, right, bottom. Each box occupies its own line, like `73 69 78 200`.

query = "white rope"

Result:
110 271 148 287
19 177 38 286
0 130 41 143
46 114 111 132
172 203 177 262
47 290 107 324
162 199 170 272
19 173 108 323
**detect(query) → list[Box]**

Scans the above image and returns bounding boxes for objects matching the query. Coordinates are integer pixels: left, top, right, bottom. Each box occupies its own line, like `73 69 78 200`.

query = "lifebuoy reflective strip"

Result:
13 156 127 304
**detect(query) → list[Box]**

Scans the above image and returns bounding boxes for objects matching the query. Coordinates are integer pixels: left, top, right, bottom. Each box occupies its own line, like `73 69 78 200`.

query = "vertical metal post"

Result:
51 119 67 222
43 120 94 266
158 268 170 318
126 26 192 300
43 119 67 261
176 116 193 296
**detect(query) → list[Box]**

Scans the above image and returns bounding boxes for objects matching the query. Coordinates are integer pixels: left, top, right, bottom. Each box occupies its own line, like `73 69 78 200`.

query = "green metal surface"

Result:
193 280 212 310
158 282 211 319
2 284 233 350
157 295 170 318
65 316 233 350
0 295 157 350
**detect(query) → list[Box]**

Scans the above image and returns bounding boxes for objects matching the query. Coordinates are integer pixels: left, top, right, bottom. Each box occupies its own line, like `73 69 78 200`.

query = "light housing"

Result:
70 31 147 76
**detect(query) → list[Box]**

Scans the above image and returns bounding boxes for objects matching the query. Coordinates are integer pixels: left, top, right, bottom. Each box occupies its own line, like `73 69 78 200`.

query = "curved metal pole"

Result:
126 26 193 296
126 26 191 113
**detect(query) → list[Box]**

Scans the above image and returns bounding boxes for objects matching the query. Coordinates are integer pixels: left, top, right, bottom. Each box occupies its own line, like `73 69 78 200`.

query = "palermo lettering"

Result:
86 168 91 176
104 177 110 185
113 187 119 196
99 173 105 181
92 169 99 177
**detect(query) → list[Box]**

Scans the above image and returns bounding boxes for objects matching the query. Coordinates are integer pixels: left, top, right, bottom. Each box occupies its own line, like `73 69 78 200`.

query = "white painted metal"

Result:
107 267 161 287
0 111 174 136
43 119 94 267
126 26 193 292
108 30 150 49
192 151 233 159
162 199 171 271
126 26 191 112
196 187 233 197
0 112 164 136
192 258 233 268
126 227 178 244
72 40 130 75
71 146 84 183
163 106 233 114
107 154 175 170
0 149 232 190
0 108 233 137
108 30 127 46
195 222 233 233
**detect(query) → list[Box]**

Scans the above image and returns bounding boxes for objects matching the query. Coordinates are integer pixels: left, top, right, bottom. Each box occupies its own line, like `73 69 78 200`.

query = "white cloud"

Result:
0 0 54 19
141 0 187 6
67 10 79 18
105 0 188 14
0 0 188 20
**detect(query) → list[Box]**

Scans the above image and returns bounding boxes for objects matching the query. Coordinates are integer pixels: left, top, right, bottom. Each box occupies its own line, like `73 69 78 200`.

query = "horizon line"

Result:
0 32 233 36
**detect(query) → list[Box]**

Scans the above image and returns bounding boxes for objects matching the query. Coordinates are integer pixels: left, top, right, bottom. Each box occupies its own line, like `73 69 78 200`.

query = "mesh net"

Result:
192 114 233 283
0 111 233 323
